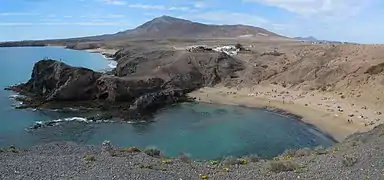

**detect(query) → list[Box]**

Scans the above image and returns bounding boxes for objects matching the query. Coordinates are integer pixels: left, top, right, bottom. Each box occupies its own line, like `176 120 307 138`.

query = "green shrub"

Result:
222 157 248 166
351 140 360 147
314 146 328 155
222 156 240 166
267 160 300 173
342 155 357 167
144 148 161 157
118 146 141 153
83 155 96 162
8 145 18 153
138 164 153 169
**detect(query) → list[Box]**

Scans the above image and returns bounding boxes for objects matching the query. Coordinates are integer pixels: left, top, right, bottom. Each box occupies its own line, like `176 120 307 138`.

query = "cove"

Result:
0 47 335 160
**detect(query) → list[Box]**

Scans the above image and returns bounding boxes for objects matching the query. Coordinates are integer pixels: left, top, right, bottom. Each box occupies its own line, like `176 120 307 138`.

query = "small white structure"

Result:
213 45 239 56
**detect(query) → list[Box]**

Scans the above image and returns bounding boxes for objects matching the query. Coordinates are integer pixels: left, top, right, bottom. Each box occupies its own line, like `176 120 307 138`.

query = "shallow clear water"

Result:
0 47 335 159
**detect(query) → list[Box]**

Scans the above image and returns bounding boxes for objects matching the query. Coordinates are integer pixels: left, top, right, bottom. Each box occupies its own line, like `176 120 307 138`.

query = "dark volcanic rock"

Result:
114 48 243 88
96 75 164 102
7 48 244 121
125 89 187 119
9 60 102 101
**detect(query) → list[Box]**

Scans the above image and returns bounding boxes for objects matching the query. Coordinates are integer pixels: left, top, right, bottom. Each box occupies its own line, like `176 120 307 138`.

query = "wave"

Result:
108 61 117 68
9 94 21 99
28 117 114 130
28 116 149 130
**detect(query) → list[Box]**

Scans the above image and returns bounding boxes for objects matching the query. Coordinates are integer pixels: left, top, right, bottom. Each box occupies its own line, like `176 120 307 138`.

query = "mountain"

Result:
0 15 287 47
294 36 349 44
112 15 285 39
294 36 318 41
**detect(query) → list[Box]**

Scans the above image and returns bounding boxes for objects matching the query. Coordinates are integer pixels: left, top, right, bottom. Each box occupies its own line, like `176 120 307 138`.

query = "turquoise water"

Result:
0 47 335 159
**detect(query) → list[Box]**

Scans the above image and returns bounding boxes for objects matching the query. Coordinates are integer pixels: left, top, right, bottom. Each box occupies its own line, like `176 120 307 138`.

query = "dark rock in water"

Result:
124 89 187 119
6 48 244 121
9 60 102 101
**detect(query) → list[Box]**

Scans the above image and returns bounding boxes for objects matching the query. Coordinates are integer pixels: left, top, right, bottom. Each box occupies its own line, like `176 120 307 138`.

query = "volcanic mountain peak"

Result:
123 15 285 39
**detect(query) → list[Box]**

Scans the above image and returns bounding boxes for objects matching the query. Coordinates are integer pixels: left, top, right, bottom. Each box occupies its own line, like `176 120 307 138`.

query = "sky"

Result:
0 0 383 44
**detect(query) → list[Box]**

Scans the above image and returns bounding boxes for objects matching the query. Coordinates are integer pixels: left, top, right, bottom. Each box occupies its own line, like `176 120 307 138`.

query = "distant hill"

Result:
0 15 287 47
294 36 348 44
294 36 318 41
112 15 286 39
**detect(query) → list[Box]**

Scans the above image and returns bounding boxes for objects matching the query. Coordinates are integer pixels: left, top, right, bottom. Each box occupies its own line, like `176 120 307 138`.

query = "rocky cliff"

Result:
8 48 243 120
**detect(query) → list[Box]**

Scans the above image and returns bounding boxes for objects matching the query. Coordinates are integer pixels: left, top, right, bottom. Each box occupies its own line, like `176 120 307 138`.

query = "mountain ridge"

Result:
0 15 288 46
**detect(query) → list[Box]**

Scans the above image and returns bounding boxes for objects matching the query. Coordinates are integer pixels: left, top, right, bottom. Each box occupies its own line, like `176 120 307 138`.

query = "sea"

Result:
0 46 334 159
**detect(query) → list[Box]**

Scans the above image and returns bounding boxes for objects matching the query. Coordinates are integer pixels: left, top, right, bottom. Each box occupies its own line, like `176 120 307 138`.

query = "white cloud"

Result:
129 4 166 10
0 12 36 16
193 11 268 26
243 0 372 19
0 22 129 26
101 0 126 5
168 6 191 11
194 1 208 8
0 22 34 26
128 4 193 11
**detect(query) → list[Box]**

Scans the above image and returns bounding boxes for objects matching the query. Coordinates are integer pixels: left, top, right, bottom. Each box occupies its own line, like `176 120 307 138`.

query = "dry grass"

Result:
83 155 96 162
342 155 358 167
267 160 301 173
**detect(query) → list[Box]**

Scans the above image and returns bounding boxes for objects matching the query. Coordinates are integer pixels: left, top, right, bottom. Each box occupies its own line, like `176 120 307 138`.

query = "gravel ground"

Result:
1 125 384 180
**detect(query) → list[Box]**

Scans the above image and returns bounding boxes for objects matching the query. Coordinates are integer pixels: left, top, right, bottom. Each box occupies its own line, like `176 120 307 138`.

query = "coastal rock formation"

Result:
9 60 102 101
114 48 243 88
96 75 164 102
8 49 244 120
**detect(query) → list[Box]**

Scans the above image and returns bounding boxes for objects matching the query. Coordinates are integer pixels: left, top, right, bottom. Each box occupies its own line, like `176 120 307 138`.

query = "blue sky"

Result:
0 0 383 43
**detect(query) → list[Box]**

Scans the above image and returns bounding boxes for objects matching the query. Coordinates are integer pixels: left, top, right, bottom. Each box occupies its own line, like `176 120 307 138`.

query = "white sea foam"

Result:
108 61 117 68
9 94 20 99
40 117 114 124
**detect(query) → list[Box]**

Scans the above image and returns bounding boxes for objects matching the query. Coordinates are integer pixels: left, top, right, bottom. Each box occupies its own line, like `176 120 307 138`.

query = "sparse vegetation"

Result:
267 160 301 173
281 148 312 158
350 140 360 146
314 146 328 155
222 156 248 166
200 174 208 179
210 160 218 165
8 145 18 153
83 155 96 162
342 155 358 167
138 164 153 169
162 159 172 164
144 148 161 157
118 146 141 153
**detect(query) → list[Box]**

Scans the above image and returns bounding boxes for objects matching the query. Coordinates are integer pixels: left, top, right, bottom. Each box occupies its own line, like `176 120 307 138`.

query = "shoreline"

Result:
188 86 381 142
83 48 118 59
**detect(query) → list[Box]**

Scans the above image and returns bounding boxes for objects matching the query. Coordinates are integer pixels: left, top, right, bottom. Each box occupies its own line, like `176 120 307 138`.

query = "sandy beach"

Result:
189 85 383 142
84 48 118 58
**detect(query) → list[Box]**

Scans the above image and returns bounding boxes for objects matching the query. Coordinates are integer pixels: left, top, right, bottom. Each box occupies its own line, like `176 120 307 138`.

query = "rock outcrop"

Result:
8 60 102 101
8 48 244 120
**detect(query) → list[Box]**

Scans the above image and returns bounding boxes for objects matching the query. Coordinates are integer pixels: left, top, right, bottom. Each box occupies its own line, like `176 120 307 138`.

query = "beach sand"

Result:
85 48 118 58
189 85 383 142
